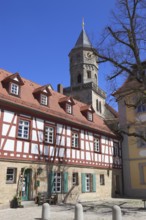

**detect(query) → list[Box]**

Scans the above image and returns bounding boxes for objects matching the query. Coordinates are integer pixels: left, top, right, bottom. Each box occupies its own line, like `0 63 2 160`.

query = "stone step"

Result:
21 201 38 208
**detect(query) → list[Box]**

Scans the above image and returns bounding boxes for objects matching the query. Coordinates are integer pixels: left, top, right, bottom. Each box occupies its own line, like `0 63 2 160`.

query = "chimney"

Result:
57 84 64 94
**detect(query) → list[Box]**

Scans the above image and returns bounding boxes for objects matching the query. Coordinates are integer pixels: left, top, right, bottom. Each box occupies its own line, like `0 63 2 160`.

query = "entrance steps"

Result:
21 201 38 208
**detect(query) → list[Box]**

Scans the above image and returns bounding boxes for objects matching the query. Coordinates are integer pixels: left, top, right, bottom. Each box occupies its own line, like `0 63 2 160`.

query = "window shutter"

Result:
76 173 79 185
63 172 68 193
48 171 54 195
81 173 86 193
92 174 96 192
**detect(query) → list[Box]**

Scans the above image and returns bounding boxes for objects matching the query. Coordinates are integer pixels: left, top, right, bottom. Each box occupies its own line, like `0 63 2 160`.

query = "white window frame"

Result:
40 94 48 106
85 174 91 192
72 173 78 186
87 112 93 121
94 137 100 152
72 132 79 148
45 126 54 144
18 119 30 139
66 103 72 114
137 129 146 147
10 83 19 95
53 173 62 193
113 142 119 156
137 102 146 113
100 174 105 185
6 168 16 183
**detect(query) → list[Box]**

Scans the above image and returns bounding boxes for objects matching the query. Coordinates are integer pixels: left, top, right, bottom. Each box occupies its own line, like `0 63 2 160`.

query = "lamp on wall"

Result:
37 167 43 175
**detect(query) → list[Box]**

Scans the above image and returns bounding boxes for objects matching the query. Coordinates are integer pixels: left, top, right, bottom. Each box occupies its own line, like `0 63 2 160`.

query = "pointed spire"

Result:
74 19 92 48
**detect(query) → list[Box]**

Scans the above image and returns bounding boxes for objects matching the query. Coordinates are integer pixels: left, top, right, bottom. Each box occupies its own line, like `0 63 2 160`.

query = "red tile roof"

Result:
0 68 116 137
113 77 141 95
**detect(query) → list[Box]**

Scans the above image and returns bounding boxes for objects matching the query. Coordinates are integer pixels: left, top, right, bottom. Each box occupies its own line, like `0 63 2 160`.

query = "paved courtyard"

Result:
0 198 146 220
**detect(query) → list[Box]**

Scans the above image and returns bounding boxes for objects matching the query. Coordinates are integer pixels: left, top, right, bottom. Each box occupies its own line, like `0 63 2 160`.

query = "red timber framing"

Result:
0 108 122 169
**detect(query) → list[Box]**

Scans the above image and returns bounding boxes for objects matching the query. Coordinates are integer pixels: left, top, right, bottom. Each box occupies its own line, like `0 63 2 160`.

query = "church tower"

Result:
63 22 112 119
69 22 98 87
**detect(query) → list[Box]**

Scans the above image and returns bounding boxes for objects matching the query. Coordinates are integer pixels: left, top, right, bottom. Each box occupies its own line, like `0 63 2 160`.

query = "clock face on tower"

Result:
86 52 93 59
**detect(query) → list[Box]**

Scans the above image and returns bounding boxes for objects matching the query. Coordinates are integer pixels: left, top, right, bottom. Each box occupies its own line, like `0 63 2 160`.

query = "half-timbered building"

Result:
0 68 122 205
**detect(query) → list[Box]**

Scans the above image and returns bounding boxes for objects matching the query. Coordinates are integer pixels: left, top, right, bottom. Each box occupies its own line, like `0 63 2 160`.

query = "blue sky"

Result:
0 0 117 106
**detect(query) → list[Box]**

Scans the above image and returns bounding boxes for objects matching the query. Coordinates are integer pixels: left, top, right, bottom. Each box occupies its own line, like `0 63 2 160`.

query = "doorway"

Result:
22 169 32 201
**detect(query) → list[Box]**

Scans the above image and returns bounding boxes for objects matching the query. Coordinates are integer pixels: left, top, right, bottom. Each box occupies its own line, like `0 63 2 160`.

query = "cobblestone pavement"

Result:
0 198 146 220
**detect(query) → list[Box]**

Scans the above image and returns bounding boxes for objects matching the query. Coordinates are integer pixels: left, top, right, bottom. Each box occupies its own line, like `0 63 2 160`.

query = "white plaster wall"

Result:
57 124 65 134
66 137 71 147
31 143 39 154
4 140 14 151
44 146 49 156
24 142 29 153
2 124 9 136
16 141 22 152
67 126 71 135
9 126 16 137
66 149 70 158
3 111 14 123
36 118 44 130
81 130 84 139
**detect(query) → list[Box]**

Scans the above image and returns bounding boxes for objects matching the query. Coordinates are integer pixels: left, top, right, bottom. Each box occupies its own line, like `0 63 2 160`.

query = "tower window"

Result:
87 71 91 79
96 99 102 113
77 74 82 83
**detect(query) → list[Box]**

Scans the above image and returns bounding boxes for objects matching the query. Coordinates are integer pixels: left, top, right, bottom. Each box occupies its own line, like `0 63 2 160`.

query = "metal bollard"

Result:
42 203 50 220
112 205 122 220
75 203 84 220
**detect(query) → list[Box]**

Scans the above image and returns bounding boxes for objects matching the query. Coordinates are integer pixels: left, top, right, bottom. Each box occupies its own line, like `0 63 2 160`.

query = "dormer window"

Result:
87 111 93 121
10 83 19 96
66 103 72 114
80 104 95 122
40 94 48 106
33 84 52 106
59 96 75 115
2 72 24 97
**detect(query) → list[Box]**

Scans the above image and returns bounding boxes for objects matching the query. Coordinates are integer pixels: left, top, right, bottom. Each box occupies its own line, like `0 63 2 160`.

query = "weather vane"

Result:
82 17 85 30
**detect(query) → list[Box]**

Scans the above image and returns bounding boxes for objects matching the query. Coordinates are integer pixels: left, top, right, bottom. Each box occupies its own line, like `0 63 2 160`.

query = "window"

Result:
96 99 102 113
6 168 17 183
87 112 93 121
100 174 105 185
137 99 146 113
137 128 146 147
96 99 99 111
87 71 91 79
10 83 19 95
66 103 72 114
94 137 100 152
82 173 96 193
113 142 119 156
72 131 79 148
40 94 48 106
72 173 79 186
18 119 30 139
85 174 91 192
53 173 62 193
77 74 82 83
45 126 54 144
